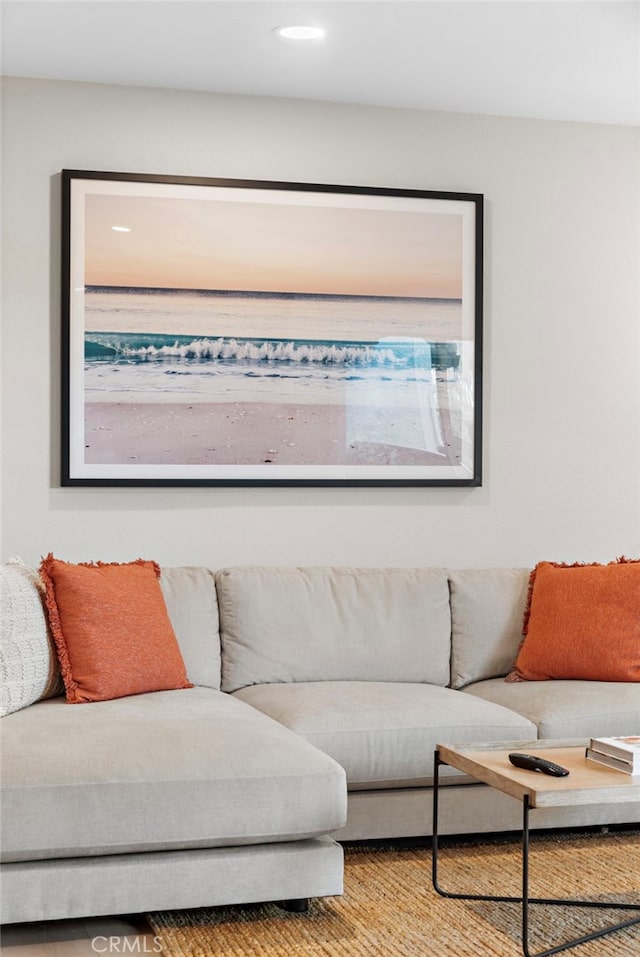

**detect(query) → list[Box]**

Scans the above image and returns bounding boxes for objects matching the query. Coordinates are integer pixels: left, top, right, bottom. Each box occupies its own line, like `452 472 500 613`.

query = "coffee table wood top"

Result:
437 739 640 809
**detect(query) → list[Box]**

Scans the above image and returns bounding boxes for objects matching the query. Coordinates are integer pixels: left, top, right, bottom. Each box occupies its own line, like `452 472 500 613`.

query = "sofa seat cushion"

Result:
233 681 537 790
0 687 346 863
217 567 451 692
463 678 640 739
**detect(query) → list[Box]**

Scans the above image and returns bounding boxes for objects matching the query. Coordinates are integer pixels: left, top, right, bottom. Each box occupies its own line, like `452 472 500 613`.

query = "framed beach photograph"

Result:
61 170 483 487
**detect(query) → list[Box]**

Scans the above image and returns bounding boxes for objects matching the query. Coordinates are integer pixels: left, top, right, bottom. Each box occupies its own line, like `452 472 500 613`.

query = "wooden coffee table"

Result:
432 740 640 957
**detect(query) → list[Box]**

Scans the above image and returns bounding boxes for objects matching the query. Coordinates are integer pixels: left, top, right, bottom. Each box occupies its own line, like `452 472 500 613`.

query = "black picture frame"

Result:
61 169 483 487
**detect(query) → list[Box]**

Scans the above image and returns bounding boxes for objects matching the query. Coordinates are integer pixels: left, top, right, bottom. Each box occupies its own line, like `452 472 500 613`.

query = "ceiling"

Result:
2 1 639 126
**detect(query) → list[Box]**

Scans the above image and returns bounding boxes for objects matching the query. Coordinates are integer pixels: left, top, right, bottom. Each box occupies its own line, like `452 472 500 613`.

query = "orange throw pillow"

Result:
40 555 193 703
507 559 640 682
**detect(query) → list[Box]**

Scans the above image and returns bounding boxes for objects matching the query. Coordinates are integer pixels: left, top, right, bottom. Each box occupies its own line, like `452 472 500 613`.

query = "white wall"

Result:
2 77 639 569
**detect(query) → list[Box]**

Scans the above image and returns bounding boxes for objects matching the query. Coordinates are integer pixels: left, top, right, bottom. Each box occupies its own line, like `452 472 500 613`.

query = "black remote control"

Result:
508 753 570 777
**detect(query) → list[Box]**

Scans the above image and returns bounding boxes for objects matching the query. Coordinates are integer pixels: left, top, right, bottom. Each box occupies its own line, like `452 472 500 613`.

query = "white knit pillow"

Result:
0 558 63 716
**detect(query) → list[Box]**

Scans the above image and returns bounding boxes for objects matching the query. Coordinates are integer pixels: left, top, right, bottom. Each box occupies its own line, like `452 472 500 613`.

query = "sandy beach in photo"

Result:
84 401 457 467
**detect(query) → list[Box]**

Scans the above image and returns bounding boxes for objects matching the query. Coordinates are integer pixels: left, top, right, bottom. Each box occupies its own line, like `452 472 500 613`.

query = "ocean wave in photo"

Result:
85 331 460 370
84 331 462 408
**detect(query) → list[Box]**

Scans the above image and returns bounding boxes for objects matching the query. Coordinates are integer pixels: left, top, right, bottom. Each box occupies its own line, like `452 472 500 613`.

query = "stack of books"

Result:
586 736 640 775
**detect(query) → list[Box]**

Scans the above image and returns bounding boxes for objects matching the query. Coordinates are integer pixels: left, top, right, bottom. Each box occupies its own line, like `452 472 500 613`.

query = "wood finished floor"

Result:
0 915 156 957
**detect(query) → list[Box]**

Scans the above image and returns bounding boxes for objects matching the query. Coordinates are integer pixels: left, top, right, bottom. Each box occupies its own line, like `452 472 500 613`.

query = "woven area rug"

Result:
147 832 640 956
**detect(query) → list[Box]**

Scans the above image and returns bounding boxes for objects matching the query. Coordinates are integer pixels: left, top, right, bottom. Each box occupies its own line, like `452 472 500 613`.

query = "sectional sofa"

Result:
1 563 638 925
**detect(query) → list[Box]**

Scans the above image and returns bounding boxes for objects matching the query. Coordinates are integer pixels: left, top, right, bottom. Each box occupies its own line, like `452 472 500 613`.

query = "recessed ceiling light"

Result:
275 25 326 41
111 225 131 232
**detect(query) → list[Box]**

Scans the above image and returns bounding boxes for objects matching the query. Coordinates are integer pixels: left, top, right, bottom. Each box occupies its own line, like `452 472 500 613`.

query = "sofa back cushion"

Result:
449 568 530 689
217 566 451 692
160 566 221 690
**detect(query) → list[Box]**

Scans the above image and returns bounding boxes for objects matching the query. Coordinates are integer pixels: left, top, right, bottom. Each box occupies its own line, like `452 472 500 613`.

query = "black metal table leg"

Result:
432 749 640 957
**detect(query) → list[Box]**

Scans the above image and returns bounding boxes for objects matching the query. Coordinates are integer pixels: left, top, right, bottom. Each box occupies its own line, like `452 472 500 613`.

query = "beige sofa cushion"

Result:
449 568 530 689
160 566 221 690
217 567 451 693
0 559 63 716
234 681 537 789
463 677 640 739
0 687 346 863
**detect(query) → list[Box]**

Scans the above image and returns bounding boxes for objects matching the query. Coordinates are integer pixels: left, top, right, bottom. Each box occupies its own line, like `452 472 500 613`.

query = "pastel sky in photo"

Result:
84 190 463 299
